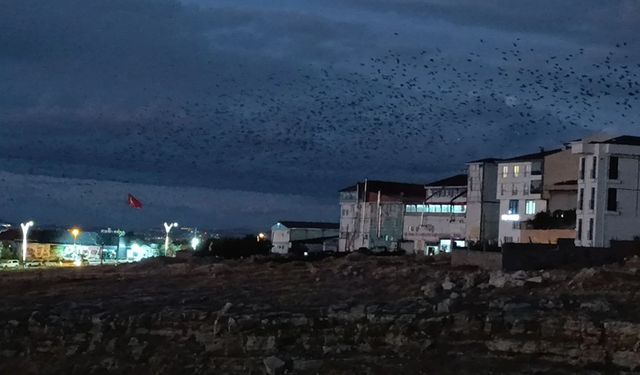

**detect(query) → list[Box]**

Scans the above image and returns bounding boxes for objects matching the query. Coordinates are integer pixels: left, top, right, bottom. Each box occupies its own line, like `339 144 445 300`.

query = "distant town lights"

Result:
191 237 200 250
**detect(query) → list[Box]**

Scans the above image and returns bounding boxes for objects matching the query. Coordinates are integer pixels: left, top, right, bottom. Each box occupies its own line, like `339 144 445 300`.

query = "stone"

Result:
488 271 507 288
263 355 286 375
442 277 455 291
526 276 543 283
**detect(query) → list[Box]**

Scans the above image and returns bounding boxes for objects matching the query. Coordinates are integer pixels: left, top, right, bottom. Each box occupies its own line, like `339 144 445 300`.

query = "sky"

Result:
1 0 640 231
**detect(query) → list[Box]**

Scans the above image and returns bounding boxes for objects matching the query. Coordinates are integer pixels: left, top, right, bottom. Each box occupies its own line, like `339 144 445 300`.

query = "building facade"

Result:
270 221 339 254
338 181 425 252
465 159 500 247
402 174 468 254
571 136 640 247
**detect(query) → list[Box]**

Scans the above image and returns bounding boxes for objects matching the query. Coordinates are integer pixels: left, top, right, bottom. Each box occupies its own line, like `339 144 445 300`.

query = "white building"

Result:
270 221 339 254
465 159 500 248
338 180 425 252
402 174 468 254
571 135 640 247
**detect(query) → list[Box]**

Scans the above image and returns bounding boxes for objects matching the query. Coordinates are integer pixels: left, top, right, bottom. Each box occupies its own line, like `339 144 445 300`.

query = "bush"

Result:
197 235 270 259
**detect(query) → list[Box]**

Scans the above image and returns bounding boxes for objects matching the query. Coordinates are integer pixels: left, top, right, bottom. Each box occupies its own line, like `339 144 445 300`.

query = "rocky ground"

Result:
1 253 640 374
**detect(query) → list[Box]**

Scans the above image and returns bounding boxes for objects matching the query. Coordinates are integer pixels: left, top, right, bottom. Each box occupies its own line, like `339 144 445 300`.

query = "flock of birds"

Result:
8 37 640 195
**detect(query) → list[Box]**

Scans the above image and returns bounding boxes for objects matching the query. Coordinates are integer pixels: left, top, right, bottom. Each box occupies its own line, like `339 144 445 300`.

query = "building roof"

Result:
339 180 426 196
466 157 503 164
554 180 578 186
276 221 339 230
591 135 640 146
291 235 339 244
425 174 468 187
501 148 562 162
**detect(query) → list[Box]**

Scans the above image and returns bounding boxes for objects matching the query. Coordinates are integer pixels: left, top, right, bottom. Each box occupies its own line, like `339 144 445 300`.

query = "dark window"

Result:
530 180 542 194
588 218 594 241
578 188 584 210
508 199 519 214
609 156 619 180
591 156 597 179
577 219 582 240
589 187 595 210
607 188 617 211
579 157 585 180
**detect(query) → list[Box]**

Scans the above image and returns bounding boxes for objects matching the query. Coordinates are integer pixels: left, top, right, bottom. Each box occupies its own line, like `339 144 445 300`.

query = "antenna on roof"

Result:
539 146 545 153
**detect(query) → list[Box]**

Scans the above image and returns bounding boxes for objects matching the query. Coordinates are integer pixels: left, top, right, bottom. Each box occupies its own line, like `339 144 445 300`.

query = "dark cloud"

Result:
1 0 639 229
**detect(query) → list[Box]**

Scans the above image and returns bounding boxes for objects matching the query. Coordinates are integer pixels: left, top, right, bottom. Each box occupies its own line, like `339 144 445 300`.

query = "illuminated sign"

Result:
501 214 520 221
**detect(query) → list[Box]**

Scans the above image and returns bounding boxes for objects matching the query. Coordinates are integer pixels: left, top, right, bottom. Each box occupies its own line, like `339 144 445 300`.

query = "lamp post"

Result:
70 227 81 266
164 222 178 256
20 221 34 265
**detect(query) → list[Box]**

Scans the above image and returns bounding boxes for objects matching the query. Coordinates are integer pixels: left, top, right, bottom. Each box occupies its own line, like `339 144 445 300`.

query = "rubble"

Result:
0 255 638 374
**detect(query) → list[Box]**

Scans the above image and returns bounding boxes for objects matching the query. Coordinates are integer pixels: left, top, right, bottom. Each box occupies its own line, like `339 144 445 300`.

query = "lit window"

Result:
502 166 508 178
508 200 519 214
514 165 520 177
525 200 536 215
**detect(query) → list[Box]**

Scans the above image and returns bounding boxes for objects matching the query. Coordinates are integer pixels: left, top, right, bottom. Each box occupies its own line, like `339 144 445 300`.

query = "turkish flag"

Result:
128 194 143 209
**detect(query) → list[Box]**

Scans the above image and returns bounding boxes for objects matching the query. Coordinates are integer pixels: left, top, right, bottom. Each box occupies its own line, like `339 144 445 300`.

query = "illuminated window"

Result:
508 200 519 214
502 166 508 178
525 200 536 215
513 165 520 177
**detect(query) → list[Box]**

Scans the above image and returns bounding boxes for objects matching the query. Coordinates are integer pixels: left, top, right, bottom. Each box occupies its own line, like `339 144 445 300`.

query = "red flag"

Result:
128 194 143 209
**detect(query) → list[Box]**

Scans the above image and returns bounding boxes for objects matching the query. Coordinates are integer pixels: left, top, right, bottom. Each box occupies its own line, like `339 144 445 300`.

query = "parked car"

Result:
0 260 20 269
25 261 43 268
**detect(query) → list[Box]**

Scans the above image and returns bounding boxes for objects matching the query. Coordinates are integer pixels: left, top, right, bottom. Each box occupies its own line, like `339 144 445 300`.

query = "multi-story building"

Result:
402 174 468 254
497 148 573 245
270 221 339 254
571 135 640 247
465 159 501 247
338 180 425 252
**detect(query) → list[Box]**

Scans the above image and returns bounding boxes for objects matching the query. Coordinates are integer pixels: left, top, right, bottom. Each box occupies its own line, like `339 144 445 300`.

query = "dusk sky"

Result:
1 0 639 231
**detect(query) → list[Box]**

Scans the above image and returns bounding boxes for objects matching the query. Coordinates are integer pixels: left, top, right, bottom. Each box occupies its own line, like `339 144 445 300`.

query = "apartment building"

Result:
571 136 640 247
402 174 468 254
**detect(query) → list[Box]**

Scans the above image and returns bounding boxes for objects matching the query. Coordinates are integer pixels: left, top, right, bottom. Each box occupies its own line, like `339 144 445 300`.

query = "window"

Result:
512 221 520 230
469 177 474 191
579 157 585 180
500 183 506 195
525 200 536 215
609 156 619 180
513 165 520 177
607 188 617 211
577 219 582 240
508 199 519 214
588 218 594 241
503 236 513 244
589 187 595 210
502 166 509 178
578 188 584 210
591 156 597 179
523 183 529 195
511 183 518 195
524 164 531 176
530 180 542 194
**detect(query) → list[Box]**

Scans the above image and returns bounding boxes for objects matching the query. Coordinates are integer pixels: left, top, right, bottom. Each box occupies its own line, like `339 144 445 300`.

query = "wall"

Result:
403 213 465 252
518 229 576 244
451 250 502 270
502 242 640 271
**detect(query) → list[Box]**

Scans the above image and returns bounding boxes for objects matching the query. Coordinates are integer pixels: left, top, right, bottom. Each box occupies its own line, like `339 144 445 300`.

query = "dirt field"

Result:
1 253 639 374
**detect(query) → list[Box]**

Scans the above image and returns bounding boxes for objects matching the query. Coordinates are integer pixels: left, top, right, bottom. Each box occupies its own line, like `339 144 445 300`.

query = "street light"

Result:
20 221 34 265
257 232 266 242
70 227 81 266
164 222 178 256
